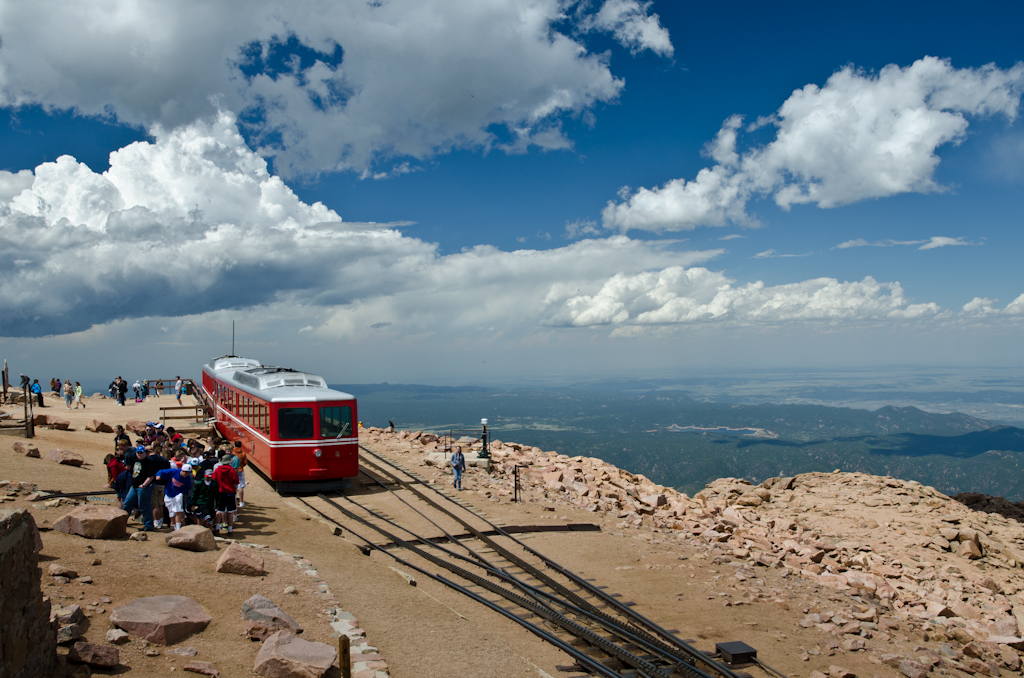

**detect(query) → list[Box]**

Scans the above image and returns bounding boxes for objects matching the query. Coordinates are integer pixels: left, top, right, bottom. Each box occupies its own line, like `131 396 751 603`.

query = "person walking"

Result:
450 445 466 491
142 380 149 400
153 379 162 397
62 379 73 408
132 379 141 402
121 446 159 531
31 379 44 407
74 381 84 409
174 376 184 405
116 376 128 406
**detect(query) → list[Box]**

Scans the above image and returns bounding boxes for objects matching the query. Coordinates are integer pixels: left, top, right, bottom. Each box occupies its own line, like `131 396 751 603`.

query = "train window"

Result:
278 407 314 439
320 406 353 438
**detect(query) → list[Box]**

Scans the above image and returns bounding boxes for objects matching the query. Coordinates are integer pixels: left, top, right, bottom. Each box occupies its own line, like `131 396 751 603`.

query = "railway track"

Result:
296 445 783 678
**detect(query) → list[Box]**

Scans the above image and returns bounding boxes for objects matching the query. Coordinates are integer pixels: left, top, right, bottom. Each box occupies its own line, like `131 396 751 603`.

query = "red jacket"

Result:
212 464 238 494
107 458 127 484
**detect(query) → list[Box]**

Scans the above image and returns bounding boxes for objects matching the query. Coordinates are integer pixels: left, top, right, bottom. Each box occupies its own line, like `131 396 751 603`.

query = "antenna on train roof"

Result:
231 320 236 357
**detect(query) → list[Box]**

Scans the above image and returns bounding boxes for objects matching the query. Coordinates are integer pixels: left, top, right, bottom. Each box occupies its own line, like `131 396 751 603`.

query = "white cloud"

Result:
565 218 600 238
753 249 810 259
546 271 942 326
962 297 998 315
718 234 745 241
1 113 1014 342
835 238 927 248
603 57 1024 232
578 0 674 57
1005 294 1024 315
0 0 671 176
0 113 718 337
917 236 975 250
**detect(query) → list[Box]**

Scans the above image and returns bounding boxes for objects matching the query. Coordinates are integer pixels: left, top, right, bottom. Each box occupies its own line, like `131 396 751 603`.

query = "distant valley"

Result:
338 382 1024 502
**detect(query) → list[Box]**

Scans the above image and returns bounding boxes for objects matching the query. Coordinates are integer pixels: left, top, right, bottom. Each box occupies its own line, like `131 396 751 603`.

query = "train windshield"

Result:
277 407 314 439
320 406 353 438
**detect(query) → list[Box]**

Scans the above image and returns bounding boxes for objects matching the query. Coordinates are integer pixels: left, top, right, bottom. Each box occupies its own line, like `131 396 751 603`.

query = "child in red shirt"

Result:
211 455 239 534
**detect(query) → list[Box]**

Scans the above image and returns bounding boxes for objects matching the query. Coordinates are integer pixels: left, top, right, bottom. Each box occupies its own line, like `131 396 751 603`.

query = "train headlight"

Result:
314 449 322 458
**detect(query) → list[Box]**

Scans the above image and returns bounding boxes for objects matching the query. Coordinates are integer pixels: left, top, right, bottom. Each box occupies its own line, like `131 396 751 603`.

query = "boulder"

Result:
640 493 667 508
956 539 983 559
53 604 84 625
242 595 303 633
165 525 217 552
247 620 281 641
47 448 84 466
32 413 47 426
216 543 266 576
184 661 221 677
125 420 148 435
898 659 929 678
253 630 337 678
69 642 120 668
54 505 129 539
45 415 70 430
86 420 115 433
56 624 82 644
110 595 213 645
12 441 40 457
106 629 131 644
49 563 79 578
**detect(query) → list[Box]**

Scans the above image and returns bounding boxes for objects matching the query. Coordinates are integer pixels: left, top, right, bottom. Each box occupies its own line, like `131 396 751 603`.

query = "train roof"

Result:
204 356 355 403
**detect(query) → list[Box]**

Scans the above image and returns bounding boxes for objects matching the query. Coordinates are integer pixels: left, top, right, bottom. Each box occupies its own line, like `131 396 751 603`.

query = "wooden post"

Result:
338 634 351 678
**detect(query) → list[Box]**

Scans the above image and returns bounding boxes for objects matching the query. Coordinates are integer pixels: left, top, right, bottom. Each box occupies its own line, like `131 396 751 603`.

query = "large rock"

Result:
69 642 120 668
184 661 221 676
47 448 85 466
216 543 266 576
12 441 40 457
125 420 148 435
86 420 115 433
111 595 213 645
45 415 70 430
253 630 337 678
242 595 303 633
165 525 217 552
54 505 129 539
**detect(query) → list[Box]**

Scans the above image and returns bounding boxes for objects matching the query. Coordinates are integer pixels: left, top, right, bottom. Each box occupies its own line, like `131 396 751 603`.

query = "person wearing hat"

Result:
190 468 218 528
211 454 239 534
155 463 193 531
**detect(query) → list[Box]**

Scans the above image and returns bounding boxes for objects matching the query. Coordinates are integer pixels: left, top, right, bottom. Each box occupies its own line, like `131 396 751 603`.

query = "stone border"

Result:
221 539 390 678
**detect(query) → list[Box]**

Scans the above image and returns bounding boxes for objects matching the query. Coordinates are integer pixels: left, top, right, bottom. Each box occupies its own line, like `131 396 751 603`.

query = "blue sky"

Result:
0 1 1022 386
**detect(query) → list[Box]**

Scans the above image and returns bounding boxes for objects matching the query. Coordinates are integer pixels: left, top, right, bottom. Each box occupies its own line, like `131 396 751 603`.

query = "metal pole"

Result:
232 320 235 356
514 465 520 502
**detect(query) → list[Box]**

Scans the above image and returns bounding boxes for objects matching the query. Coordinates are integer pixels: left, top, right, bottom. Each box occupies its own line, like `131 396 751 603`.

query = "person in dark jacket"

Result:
116 376 128 406
190 469 218 527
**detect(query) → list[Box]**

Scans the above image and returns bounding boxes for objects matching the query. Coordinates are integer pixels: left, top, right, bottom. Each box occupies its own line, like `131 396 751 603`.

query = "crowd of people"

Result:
28 378 86 409
104 422 248 534
104 376 184 406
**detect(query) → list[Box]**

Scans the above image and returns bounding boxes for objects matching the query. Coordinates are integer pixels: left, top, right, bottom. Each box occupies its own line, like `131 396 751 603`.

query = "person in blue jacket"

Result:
31 379 44 407
155 464 194 532
450 446 466 491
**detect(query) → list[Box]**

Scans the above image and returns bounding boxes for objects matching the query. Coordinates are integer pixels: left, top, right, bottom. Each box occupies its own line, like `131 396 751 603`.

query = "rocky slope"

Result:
366 427 1024 677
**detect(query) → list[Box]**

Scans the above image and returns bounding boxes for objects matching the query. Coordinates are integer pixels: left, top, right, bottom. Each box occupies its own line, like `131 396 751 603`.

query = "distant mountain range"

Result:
337 382 1024 501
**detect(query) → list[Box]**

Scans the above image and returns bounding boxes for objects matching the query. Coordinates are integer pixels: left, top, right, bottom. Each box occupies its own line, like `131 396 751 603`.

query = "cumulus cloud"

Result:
603 57 1024 232
577 0 674 57
0 0 671 176
2 113 1014 340
0 113 717 337
545 271 942 327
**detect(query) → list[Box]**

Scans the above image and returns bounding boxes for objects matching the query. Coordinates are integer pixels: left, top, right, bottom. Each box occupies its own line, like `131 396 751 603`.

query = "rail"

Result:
290 443 764 678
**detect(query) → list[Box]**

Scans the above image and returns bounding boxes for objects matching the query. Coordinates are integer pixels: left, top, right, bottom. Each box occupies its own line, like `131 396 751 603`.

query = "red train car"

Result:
201 356 358 492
